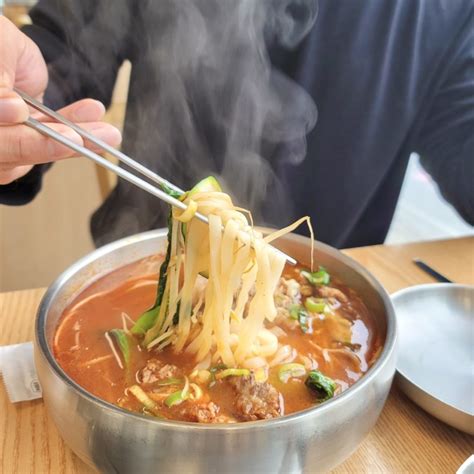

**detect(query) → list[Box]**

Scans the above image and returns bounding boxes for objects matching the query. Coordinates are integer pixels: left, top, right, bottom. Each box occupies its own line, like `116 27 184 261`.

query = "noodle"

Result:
145 178 312 370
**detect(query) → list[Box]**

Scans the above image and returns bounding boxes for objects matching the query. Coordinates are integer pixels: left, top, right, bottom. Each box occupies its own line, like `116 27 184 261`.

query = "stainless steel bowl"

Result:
35 229 397 474
393 284 474 434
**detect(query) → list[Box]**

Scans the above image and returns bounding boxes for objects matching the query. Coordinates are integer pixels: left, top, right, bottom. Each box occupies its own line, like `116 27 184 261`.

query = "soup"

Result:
53 176 383 423
54 256 382 423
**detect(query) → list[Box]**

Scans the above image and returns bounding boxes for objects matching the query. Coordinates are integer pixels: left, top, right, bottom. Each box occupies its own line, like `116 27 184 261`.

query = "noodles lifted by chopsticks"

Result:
141 177 313 368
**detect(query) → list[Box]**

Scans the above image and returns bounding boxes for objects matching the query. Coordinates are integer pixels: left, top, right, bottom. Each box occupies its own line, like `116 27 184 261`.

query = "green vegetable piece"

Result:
182 176 221 276
172 302 181 326
298 308 310 333
127 385 163 418
208 363 228 385
133 177 222 337
289 304 300 320
155 377 183 386
165 390 187 407
108 329 131 367
210 363 228 374
278 363 306 383
305 370 337 402
301 266 331 286
304 297 327 314
301 271 312 284
160 183 183 200
288 304 310 332
187 176 222 197
132 213 174 336
215 368 250 380
130 307 159 336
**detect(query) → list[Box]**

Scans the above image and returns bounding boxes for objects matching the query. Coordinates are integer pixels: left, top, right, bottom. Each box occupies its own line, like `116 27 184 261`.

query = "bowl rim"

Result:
36 228 397 431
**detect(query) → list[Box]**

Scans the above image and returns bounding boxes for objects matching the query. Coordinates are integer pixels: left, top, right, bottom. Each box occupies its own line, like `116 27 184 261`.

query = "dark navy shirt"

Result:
1 0 473 248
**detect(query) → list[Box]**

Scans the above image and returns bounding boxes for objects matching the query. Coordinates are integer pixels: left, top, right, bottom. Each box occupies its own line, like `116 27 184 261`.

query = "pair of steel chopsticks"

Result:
16 89 296 265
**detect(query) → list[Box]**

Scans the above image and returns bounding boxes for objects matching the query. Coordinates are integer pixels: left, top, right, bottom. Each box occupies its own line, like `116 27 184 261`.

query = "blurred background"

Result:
0 2 472 292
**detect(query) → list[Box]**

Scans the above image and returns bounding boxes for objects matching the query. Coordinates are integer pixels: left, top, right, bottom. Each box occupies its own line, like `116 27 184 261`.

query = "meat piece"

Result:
177 402 227 423
228 374 281 421
317 286 348 303
275 278 302 319
282 278 301 300
139 359 181 384
300 284 313 297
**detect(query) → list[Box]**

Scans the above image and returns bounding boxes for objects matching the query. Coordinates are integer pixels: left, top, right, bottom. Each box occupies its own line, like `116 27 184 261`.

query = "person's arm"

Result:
0 0 131 205
0 15 121 201
415 11 474 225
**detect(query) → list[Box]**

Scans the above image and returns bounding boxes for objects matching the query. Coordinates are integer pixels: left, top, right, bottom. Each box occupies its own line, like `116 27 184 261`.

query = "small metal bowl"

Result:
392 283 474 434
35 229 397 473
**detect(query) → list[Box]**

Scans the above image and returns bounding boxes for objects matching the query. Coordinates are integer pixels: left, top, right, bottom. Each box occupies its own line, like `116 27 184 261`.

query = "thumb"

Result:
0 88 29 123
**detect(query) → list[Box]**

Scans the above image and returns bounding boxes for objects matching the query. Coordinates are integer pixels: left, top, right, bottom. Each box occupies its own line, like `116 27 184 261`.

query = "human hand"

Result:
0 16 121 185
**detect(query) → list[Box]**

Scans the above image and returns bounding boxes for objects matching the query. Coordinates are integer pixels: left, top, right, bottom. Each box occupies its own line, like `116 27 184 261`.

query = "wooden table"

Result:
1 237 473 473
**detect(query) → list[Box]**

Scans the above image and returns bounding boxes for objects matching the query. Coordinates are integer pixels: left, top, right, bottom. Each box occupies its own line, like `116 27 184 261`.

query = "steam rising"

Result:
86 0 318 242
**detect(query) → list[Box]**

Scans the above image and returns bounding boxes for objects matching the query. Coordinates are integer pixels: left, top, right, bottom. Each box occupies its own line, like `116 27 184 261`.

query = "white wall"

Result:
386 154 473 244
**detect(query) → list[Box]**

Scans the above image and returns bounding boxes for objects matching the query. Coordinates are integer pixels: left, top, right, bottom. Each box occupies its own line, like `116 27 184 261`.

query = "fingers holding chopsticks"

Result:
0 98 122 185
0 17 122 184
29 98 107 123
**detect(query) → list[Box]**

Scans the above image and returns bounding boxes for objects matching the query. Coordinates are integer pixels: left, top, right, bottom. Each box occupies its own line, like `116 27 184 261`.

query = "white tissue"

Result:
0 342 42 403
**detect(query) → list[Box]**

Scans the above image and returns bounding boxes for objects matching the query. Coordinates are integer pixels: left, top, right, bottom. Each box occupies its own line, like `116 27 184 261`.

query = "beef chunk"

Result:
177 402 228 423
228 374 281 421
275 278 302 320
139 359 180 384
317 286 348 303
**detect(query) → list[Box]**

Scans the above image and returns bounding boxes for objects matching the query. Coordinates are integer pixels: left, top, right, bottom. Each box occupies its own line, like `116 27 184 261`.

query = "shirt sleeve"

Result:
415 9 474 225
0 164 51 205
23 0 130 109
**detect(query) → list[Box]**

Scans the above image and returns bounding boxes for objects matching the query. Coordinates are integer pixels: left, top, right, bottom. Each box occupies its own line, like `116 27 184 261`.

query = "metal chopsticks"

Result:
16 89 184 196
413 258 453 283
18 89 297 265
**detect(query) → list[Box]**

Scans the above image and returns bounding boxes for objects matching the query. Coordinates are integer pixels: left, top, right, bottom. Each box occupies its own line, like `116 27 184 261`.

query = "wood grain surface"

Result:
1 237 473 473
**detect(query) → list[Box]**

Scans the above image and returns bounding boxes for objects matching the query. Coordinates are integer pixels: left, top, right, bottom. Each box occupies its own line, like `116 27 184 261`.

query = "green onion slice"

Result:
304 297 327 314
108 329 131 367
215 368 250 380
165 390 187 407
301 267 331 286
289 304 300 320
128 385 157 411
305 370 337 402
288 305 310 333
155 377 184 386
209 363 228 385
278 363 307 383
210 363 228 374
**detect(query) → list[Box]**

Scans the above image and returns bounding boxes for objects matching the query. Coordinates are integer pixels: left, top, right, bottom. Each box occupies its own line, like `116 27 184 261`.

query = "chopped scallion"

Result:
278 363 306 383
155 377 183 386
215 368 250 380
304 297 327 314
165 390 187 407
128 385 157 412
305 370 337 402
209 363 228 385
210 363 228 374
298 309 309 333
108 329 131 368
289 304 300 320
301 267 331 286
288 305 310 333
